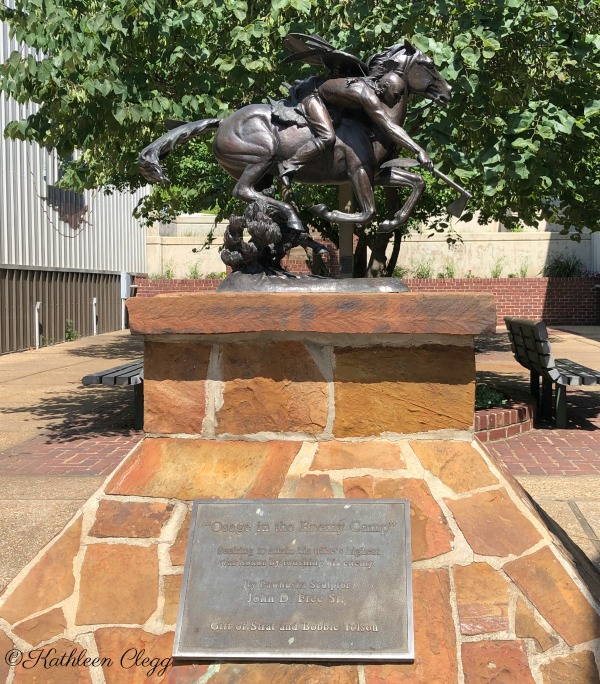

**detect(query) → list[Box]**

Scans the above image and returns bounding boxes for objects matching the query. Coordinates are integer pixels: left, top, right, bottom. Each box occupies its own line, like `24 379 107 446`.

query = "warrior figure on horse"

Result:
276 34 439 185
140 34 463 235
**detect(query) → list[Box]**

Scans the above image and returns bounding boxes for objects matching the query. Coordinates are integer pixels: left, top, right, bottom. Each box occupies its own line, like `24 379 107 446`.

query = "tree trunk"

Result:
366 232 392 277
354 231 368 277
387 230 402 276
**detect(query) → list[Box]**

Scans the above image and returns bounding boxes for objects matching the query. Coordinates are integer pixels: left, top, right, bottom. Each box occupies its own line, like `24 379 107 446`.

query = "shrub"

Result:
475 383 508 410
392 265 410 279
437 260 456 279
542 254 588 277
65 319 80 341
412 259 434 279
187 262 201 279
490 257 505 278
517 259 529 278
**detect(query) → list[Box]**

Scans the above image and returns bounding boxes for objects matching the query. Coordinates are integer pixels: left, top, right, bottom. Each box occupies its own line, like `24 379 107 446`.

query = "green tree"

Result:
1 0 599 275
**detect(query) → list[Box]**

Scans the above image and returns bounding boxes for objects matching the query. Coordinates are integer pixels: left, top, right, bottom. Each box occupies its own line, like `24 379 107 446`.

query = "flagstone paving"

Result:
1 436 599 683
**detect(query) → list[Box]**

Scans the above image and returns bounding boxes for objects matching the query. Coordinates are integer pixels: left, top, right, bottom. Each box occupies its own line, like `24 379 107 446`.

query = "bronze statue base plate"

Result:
216 272 410 293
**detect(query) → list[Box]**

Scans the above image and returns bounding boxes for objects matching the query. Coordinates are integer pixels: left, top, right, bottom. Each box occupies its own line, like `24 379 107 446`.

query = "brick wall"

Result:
134 276 600 325
405 277 600 325
135 278 225 297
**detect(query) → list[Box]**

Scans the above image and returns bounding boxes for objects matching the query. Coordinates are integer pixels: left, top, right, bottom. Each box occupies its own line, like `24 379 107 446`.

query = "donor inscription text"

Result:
174 499 413 661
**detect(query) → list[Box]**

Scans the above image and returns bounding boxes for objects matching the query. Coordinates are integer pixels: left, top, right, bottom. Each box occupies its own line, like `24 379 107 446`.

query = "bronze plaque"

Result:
174 499 413 661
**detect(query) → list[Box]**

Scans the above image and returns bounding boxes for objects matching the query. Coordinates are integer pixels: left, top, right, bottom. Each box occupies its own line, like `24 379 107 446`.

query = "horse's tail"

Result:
139 118 221 183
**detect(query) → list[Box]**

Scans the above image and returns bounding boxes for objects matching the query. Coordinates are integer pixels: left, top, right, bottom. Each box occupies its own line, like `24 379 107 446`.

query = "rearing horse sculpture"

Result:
140 37 461 234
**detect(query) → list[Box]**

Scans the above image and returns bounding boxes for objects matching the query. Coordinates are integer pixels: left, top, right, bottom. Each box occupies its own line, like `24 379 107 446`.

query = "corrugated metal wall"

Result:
1 21 150 353
0 268 123 353
0 22 147 273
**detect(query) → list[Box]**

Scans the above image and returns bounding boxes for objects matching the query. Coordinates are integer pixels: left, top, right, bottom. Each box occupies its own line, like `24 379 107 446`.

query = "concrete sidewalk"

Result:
0 325 599 594
0 331 143 591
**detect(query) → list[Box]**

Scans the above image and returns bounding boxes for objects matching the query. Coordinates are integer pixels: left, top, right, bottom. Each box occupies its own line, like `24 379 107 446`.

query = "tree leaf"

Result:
584 100 600 118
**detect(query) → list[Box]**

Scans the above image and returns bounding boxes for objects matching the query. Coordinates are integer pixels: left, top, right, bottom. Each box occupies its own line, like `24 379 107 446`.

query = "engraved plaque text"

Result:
174 499 413 661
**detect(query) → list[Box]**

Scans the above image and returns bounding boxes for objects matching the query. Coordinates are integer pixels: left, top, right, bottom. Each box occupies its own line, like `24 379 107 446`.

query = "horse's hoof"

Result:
310 204 329 219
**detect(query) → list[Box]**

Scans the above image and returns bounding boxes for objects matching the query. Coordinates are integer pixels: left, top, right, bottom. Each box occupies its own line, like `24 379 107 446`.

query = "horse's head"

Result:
367 39 452 106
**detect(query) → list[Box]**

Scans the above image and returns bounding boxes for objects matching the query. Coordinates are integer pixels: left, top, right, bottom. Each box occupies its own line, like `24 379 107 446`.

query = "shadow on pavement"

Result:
475 333 512 354
63 334 143 360
475 330 569 355
0 386 138 446
550 326 600 344
477 370 600 432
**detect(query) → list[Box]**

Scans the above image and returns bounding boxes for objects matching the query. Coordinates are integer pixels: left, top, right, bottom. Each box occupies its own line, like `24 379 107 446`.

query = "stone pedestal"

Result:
1 291 600 684
127 291 496 439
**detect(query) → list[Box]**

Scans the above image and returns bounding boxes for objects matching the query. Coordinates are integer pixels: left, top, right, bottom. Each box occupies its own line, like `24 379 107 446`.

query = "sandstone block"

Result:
410 440 498 493
446 489 542 557
311 441 406 471
95 628 175 684
144 341 211 434
217 341 328 435
461 640 534 683
505 547 600 646
333 346 474 436
12 638 93 684
454 563 510 635
343 475 375 499
342 475 453 560
128 292 496 336
374 478 453 560
90 500 174 538
76 544 159 625
211 663 359 684
515 597 558 652
540 650 600 684
0 630 15 683
13 606 67 646
0 517 81 624
294 474 334 498
163 574 183 626
166 663 211 683
106 438 300 500
365 569 457 683
169 512 191 567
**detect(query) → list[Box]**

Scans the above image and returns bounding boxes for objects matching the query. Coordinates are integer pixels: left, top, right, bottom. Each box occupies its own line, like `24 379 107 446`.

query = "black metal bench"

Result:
504 317 600 428
82 360 144 429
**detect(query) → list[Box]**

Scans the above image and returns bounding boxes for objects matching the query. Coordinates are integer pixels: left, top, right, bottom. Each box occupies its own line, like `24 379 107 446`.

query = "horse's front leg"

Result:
232 162 305 232
376 168 425 233
310 168 376 224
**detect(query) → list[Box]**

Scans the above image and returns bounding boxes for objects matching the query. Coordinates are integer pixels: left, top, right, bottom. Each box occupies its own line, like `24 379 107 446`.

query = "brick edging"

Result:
475 401 535 442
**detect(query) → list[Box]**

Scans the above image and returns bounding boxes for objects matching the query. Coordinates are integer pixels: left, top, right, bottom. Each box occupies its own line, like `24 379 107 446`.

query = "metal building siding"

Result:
1 22 147 274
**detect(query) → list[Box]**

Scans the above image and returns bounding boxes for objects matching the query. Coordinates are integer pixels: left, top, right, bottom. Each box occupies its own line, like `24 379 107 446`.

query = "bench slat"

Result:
505 316 600 428
555 359 600 386
114 368 145 386
82 361 143 386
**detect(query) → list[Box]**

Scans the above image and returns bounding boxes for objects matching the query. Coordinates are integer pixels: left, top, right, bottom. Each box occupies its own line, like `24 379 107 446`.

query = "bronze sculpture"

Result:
139 34 470 280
